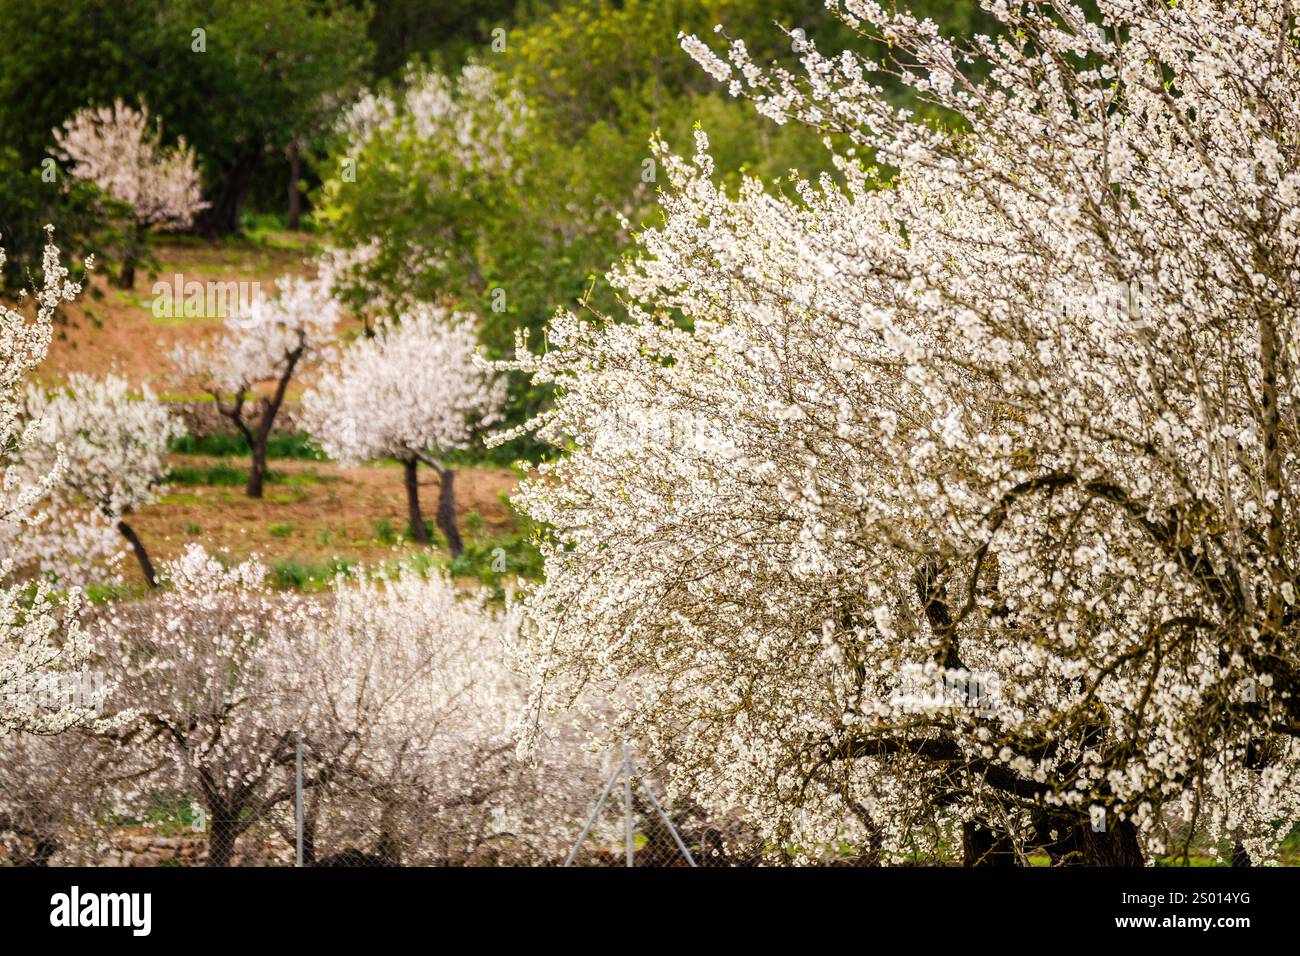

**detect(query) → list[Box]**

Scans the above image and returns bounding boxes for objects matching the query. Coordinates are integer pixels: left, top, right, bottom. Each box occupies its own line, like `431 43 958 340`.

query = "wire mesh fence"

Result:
0 735 761 867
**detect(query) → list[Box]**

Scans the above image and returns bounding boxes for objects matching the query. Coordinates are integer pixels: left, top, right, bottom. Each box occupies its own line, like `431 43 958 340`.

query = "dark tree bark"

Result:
433 465 463 558
30 838 59 867
962 821 1017 867
196 152 261 237
116 221 141 289
287 142 302 230
116 518 157 587
244 350 302 498
206 815 240 868
210 343 304 499
6 834 60 866
199 783 244 868
408 453 464 555
404 456 430 544
1232 840 1252 867
1039 816 1144 866
247 437 269 499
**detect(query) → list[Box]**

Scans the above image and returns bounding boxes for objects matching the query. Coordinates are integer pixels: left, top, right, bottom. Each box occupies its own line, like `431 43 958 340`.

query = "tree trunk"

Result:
243 353 301 499
116 518 157 587
22 837 60 867
114 220 141 289
287 142 302 230
404 457 430 544
1232 840 1252 867
962 821 1017 866
1041 817 1144 866
196 152 260 237
1077 819 1143 865
434 466 463 558
246 439 268 499
207 817 239 867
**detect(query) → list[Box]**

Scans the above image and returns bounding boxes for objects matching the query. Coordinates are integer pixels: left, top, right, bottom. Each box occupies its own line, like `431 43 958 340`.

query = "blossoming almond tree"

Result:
280 567 600 865
500 0 1300 865
21 373 182 587
173 274 340 498
0 481 123 587
53 100 206 288
99 546 593 866
0 728 120 865
101 546 309 867
0 229 100 736
300 306 505 555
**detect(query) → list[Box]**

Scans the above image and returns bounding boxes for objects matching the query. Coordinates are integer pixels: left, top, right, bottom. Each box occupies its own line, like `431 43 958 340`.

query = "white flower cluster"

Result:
301 305 505 466
22 372 181 521
174 274 341 398
54 99 206 230
0 231 99 734
60 546 602 866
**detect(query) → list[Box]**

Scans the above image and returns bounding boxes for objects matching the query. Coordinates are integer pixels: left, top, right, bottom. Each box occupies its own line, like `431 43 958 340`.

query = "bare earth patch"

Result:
14 234 528 589
39 235 319 391
120 455 522 587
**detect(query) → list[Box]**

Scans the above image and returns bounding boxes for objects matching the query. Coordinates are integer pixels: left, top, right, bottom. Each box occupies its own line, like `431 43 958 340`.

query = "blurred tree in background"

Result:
0 0 370 245
0 0 1004 454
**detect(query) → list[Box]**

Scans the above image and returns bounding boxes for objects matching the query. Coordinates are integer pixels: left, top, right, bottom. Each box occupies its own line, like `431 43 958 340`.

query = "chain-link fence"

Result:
0 732 763 867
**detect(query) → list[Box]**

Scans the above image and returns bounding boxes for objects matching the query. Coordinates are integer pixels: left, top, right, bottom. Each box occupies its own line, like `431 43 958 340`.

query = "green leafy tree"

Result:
0 148 124 292
0 0 372 237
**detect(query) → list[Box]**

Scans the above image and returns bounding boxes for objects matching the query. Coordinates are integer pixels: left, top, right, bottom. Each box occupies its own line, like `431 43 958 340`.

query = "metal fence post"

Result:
624 743 634 867
564 755 625 867
295 731 304 868
565 744 696 867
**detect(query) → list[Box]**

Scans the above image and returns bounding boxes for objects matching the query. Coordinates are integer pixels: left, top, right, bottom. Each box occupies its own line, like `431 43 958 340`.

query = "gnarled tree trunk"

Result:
963 821 1017 866
1039 816 1144 866
197 152 260 237
404 457 430 544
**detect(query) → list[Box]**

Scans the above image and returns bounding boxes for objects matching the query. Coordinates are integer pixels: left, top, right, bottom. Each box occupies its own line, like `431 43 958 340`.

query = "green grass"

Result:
269 556 356 590
85 581 143 605
155 492 204 506
268 523 295 538
278 468 331 488
169 431 327 461
166 463 272 486
165 463 332 488
447 533 543 584
101 792 205 835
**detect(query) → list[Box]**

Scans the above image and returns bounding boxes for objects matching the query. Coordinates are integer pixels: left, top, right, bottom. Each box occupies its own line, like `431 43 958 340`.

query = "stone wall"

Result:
1 829 295 867
98 832 295 867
